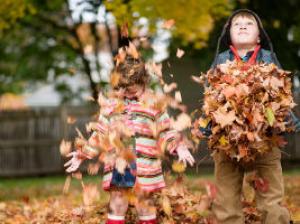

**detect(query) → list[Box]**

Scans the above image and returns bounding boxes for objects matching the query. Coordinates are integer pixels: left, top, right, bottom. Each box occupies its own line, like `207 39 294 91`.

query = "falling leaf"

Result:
191 75 205 84
171 113 191 131
87 162 101 175
172 161 186 173
63 175 72 194
175 91 182 103
147 62 163 78
60 140 72 157
163 83 177 93
67 116 77 124
140 36 148 42
162 19 175 29
110 71 121 88
84 95 95 101
120 22 129 38
115 47 127 66
82 184 100 206
176 48 185 58
127 42 139 59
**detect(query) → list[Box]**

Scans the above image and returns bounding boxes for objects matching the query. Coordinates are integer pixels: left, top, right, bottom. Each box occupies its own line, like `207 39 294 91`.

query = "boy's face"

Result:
230 15 260 49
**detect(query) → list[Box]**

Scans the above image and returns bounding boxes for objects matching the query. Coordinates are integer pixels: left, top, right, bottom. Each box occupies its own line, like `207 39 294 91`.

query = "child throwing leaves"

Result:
65 47 195 224
196 9 300 224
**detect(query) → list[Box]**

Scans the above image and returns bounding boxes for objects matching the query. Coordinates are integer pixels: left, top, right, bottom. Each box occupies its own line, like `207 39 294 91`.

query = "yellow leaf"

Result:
162 195 172 216
110 72 121 88
172 161 186 173
198 117 211 128
265 107 275 126
218 135 228 146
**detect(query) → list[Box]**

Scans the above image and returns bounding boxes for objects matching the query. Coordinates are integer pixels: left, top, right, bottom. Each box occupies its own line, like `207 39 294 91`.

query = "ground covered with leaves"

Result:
0 171 300 224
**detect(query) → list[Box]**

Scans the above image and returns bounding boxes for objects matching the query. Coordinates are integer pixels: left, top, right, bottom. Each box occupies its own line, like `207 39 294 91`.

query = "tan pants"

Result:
212 148 291 224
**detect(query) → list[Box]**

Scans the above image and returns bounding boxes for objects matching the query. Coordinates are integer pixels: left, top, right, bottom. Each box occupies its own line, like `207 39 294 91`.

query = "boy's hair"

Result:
111 55 150 89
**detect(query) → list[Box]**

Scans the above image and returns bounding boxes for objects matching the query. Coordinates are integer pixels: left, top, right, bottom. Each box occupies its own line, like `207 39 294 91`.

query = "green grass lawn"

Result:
0 168 299 201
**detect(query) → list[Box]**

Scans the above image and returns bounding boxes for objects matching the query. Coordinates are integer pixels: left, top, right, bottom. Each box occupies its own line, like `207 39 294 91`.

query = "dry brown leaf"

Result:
127 42 139 59
176 48 185 58
162 19 175 29
83 184 100 206
60 140 72 157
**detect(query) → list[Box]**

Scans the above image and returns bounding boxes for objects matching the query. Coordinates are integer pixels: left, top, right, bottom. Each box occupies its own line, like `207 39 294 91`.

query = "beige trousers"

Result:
212 148 291 224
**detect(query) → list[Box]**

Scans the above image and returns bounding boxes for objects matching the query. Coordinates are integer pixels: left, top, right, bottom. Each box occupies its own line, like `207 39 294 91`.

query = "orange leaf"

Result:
60 140 72 157
120 22 129 38
162 19 175 29
127 42 139 59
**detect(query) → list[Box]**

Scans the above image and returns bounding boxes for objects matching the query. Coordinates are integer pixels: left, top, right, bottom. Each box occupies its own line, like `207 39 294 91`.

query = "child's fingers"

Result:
190 155 195 164
64 159 72 167
66 152 75 158
66 165 77 173
66 166 73 173
187 157 194 166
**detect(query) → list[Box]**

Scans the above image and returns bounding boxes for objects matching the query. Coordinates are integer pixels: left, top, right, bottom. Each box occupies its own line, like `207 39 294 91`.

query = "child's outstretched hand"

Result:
64 151 84 173
176 145 195 167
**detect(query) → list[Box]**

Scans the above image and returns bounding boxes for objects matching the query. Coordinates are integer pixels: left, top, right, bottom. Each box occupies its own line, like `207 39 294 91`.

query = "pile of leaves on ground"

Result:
1 175 300 223
192 61 296 163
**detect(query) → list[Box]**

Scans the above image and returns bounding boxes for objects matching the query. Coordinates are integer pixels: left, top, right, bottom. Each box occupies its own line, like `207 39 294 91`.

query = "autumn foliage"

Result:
192 61 295 163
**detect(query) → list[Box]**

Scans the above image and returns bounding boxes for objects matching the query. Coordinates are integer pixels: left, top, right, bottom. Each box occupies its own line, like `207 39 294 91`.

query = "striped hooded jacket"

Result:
81 95 181 192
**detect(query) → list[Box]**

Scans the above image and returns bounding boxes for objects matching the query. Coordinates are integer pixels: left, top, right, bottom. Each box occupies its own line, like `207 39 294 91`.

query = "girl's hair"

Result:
111 55 150 89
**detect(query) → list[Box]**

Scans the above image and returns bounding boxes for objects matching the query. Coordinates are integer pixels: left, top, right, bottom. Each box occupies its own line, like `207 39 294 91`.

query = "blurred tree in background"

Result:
0 0 232 101
1 0 299 104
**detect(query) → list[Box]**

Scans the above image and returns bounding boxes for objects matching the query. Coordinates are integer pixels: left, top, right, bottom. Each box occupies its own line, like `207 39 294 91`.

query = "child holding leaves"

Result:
65 45 194 224
194 9 300 224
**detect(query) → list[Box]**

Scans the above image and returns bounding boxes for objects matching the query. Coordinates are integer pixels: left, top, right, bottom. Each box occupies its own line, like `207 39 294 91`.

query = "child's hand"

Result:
176 145 195 167
64 151 84 173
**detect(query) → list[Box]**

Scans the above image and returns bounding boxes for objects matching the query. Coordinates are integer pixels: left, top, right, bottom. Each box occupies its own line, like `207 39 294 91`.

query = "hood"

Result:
212 9 279 66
